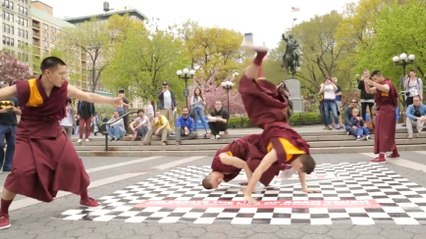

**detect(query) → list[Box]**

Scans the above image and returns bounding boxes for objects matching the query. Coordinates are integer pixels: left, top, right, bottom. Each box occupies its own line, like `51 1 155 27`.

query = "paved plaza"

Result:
1 151 426 238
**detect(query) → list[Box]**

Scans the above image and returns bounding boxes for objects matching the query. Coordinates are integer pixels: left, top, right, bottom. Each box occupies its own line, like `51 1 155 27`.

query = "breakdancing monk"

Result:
202 134 296 189
363 70 399 163
239 44 318 204
0 56 123 230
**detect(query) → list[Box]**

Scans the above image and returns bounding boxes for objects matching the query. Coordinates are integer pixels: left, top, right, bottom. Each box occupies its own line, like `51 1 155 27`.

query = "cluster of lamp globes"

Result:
176 68 196 78
221 80 235 89
392 53 415 64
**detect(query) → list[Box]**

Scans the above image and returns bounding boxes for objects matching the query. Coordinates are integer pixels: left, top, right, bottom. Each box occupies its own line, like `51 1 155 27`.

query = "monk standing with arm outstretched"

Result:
0 56 123 230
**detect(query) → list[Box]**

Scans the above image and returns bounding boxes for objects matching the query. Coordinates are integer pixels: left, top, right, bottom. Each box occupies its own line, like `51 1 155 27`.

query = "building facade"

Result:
1 0 32 62
31 1 88 88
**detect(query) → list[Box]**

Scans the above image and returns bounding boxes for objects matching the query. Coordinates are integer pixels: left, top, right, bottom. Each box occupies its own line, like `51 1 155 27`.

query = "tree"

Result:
103 18 189 103
57 18 111 92
0 52 30 85
354 0 426 87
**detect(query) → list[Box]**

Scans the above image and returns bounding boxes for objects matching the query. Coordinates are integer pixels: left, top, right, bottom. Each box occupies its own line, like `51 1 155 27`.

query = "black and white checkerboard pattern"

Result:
60 162 426 225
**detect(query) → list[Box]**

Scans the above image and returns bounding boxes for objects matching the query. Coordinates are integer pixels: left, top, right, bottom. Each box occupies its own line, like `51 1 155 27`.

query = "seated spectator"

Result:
129 109 150 141
207 100 230 140
406 95 426 138
343 98 359 138
175 107 197 145
143 111 171 146
350 108 370 140
107 111 126 141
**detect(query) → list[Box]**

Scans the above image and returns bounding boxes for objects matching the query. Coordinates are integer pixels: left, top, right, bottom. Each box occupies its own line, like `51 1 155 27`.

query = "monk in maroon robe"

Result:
202 134 292 189
0 56 123 230
238 45 318 204
363 70 399 163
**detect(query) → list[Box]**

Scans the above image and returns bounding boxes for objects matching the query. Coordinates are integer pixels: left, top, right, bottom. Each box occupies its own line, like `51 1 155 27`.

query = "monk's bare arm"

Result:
363 79 376 94
219 153 252 180
0 85 17 101
68 85 121 106
244 149 278 203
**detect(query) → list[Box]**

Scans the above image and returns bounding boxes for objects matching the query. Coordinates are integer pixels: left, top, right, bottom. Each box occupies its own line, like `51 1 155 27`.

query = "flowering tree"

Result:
0 52 30 85
190 74 246 115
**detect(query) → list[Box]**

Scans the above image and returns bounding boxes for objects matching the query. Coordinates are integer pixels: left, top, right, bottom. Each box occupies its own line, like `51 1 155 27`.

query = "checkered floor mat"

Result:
59 162 426 225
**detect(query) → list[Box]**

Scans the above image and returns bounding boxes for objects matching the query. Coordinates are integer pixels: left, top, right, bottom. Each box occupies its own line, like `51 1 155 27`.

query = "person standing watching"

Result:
157 81 176 131
358 69 375 121
117 89 130 133
190 87 208 137
404 69 423 106
77 100 95 143
0 84 20 172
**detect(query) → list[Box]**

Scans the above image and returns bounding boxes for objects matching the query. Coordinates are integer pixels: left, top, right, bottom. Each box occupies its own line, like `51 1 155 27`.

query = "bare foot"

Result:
241 43 269 53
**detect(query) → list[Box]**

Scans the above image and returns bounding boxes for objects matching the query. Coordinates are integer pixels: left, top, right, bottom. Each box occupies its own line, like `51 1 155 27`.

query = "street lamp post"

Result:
392 53 415 90
392 53 415 122
221 80 235 114
176 68 195 108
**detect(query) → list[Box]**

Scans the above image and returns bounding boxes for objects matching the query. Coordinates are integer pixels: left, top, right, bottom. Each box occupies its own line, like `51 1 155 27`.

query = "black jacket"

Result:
358 80 374 100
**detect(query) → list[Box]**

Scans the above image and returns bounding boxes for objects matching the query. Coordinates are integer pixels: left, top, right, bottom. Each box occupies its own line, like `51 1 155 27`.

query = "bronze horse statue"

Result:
282 34 300 78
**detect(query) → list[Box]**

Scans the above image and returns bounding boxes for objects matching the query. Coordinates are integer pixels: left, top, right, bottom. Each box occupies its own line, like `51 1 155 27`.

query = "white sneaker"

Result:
215 135 221 140
77 139 82 143
210 136 216 140
85 139 90 142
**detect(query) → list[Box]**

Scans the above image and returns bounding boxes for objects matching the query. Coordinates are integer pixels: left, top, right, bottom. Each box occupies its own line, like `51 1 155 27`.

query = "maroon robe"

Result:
374 79 398 154
211 134 291 186
238 74 289 128
4 77 90 202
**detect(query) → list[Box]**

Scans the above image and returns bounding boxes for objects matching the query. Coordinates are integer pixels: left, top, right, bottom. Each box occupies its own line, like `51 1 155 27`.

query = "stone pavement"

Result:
1 151 426 238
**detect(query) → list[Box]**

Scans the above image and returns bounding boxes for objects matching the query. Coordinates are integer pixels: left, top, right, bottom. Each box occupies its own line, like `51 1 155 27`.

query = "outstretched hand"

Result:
111 97 123 107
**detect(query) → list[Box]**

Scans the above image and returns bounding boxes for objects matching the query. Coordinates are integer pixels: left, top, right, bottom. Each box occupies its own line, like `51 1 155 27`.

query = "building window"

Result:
10 38 14 46
43 23 48 31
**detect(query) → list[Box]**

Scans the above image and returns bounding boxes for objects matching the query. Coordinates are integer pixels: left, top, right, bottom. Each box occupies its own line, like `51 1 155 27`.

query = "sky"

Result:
40 0 358 48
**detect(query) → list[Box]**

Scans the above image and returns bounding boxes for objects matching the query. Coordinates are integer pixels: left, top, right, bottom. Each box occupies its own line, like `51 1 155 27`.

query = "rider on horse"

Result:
282 33 300 69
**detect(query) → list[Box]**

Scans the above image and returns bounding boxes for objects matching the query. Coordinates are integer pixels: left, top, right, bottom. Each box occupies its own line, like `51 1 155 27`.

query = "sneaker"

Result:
346 131 350 135
77 138 82 143
80 197 100 207
142 142 151 146
408 135 413 139
387 153 400 158
356 136 363 141
215 135 221 140
161 142 167 146
365 135 370 140
369 156 386 163
84 139 90 142
0 215 11 230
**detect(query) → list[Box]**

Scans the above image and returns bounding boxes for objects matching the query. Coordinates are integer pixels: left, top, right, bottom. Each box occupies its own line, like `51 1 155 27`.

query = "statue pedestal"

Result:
284 78 304 113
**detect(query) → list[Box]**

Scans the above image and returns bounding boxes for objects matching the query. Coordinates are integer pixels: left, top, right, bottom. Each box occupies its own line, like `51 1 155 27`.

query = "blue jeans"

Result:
193 107 208 132
0 125 16 171
107 125 125 139
356 127 370 137
323 100 339 127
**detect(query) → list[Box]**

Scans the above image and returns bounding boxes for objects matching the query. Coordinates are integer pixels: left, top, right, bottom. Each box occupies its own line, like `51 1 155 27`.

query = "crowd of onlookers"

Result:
62 81 230 145
319 69 425 140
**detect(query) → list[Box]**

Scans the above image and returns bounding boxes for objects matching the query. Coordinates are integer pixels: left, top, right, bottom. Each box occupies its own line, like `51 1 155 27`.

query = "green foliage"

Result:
227 112 322 128
103 18 190 103
289 112 323 126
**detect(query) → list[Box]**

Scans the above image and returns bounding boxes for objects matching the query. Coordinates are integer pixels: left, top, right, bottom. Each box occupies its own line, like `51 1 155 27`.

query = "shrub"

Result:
227 112 322 128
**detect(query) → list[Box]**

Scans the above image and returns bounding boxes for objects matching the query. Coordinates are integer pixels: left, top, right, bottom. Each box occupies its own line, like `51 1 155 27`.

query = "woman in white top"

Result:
319 78 340 130
190 87 208 135
59 98 76 138
404 69 423 106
